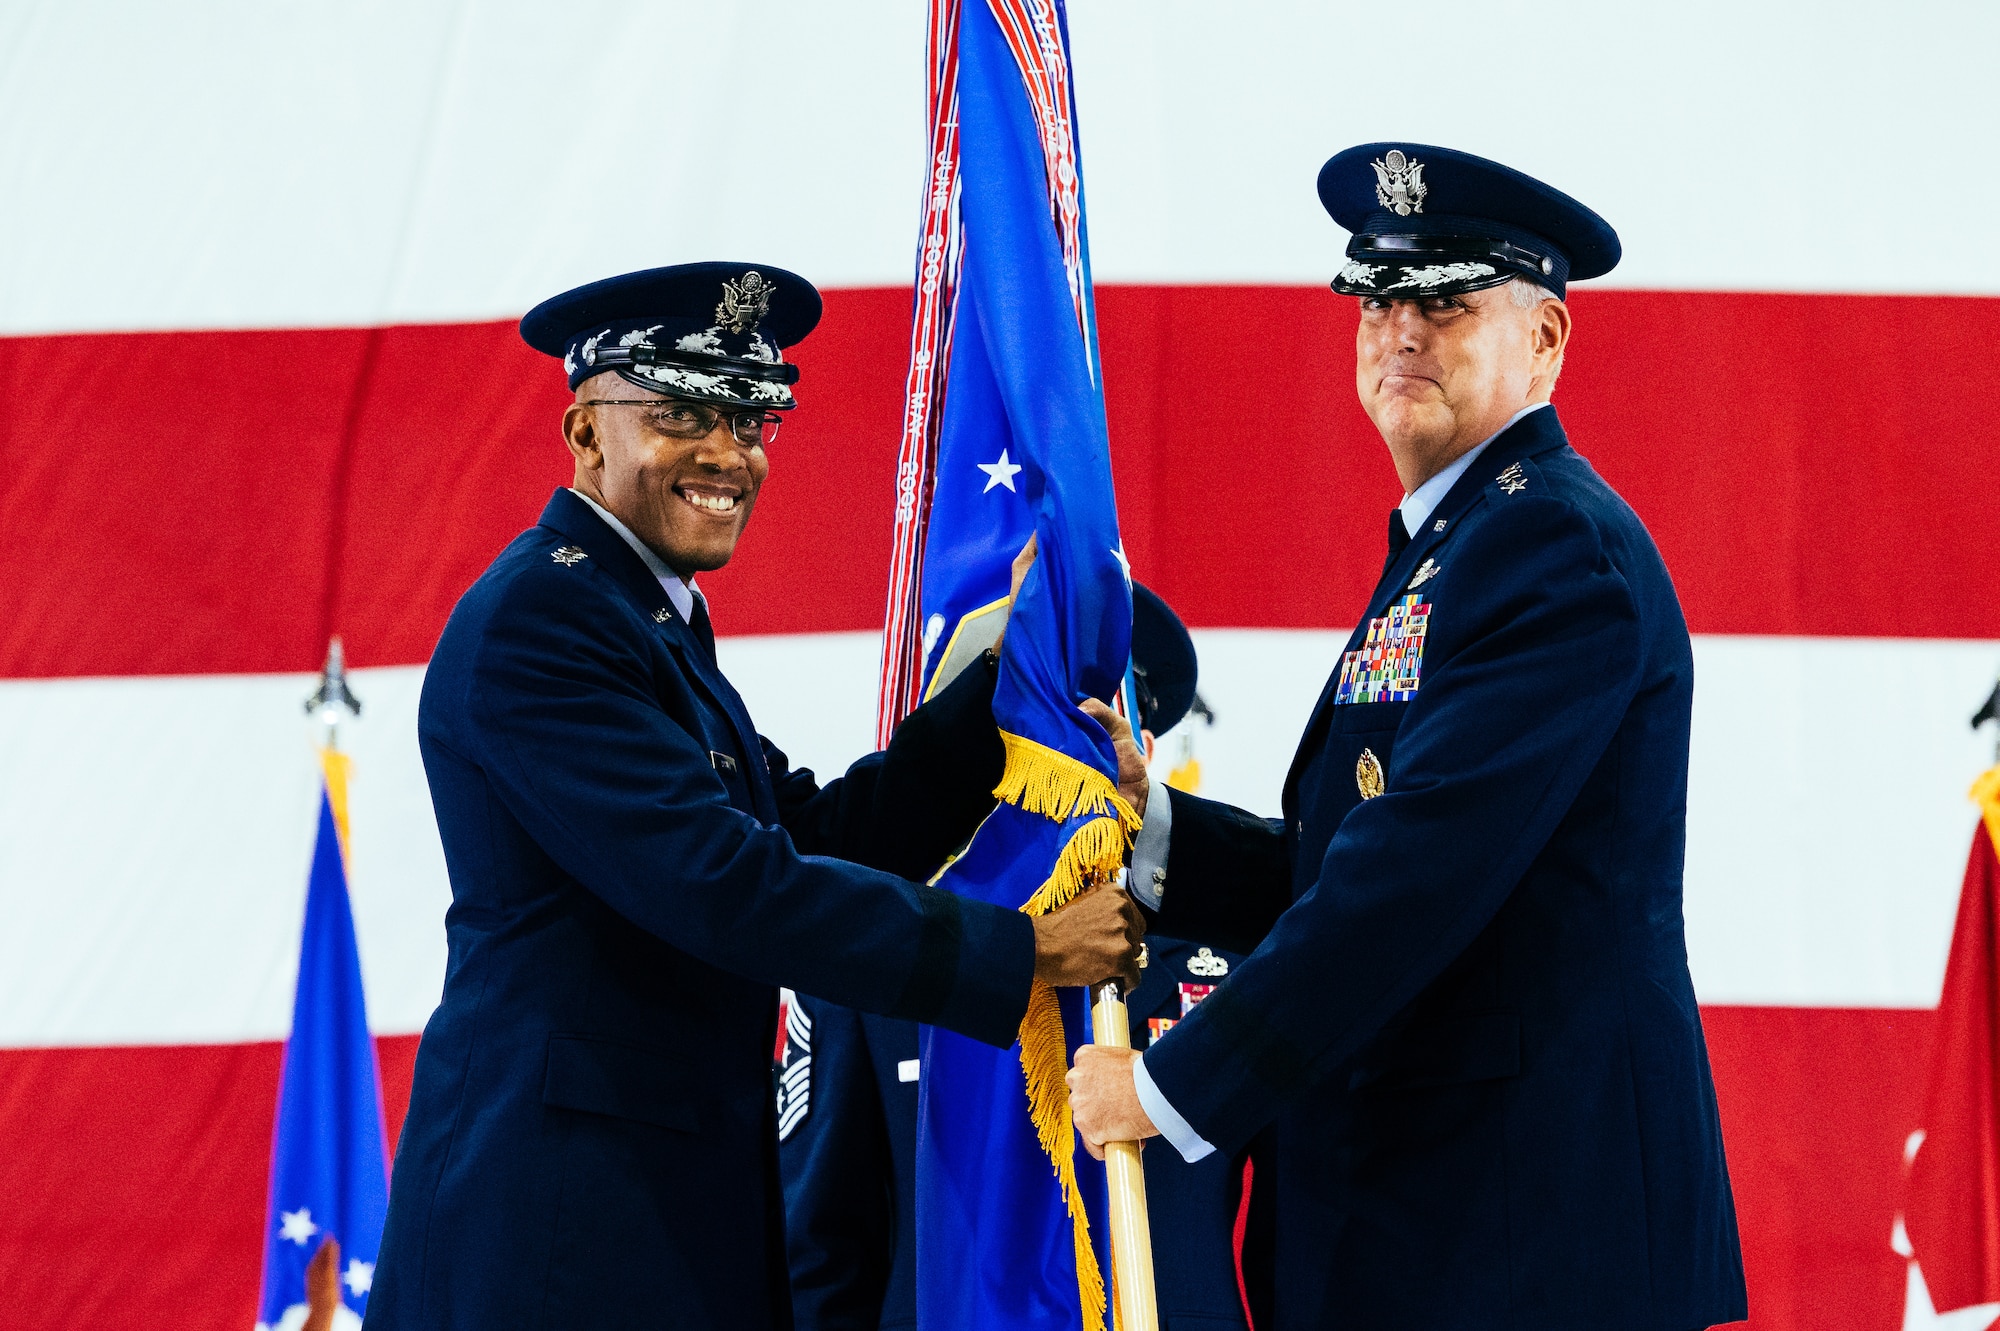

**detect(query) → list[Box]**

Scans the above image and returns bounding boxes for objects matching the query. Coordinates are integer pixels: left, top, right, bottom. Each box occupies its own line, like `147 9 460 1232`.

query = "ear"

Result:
563 401 602 471
1530 296 1572 392
1534 297 1572 361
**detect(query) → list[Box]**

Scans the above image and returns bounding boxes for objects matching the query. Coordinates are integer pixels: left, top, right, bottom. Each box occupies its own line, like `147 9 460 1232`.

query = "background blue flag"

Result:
255 756 389 1330
913 2 1133 1328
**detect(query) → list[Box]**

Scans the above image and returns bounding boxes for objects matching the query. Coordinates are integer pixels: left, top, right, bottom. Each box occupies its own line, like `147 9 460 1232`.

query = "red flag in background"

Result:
1903 768 2000 1319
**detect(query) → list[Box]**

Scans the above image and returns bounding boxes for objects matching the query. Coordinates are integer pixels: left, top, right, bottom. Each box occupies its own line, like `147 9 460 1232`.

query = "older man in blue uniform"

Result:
779 586 1253 1331
367 263 1143 1331
1067 147 1748 1330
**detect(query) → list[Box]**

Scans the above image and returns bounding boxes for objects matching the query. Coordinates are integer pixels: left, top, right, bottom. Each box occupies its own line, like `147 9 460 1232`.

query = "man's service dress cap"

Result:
1132 581 1197 736
1318 143 1620 300
521 261 824 409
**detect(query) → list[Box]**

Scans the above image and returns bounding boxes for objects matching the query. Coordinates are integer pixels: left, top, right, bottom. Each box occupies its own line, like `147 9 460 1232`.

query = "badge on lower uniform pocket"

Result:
1356 747 1385 800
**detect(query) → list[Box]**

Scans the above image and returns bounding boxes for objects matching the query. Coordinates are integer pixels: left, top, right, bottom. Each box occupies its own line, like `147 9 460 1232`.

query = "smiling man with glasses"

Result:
367 262 1143 1331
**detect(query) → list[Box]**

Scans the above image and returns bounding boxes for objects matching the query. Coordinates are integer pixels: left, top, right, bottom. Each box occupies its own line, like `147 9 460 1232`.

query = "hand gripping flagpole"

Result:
1091 979 1159 1331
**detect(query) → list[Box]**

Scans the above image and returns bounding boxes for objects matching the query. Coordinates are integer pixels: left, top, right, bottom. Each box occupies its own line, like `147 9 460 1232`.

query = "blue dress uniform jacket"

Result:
367 489 1035 1331
1143 409 1747 1331
782 937 1251 1331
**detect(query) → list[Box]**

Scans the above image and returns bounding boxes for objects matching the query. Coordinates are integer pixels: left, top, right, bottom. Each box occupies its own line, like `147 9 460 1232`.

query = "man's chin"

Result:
660 535 741 576
1371 402 1453 449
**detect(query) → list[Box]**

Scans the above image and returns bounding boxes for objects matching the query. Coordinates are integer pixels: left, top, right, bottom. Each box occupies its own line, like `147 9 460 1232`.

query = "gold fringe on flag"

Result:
999 729 1141 1331
997 731 1141 825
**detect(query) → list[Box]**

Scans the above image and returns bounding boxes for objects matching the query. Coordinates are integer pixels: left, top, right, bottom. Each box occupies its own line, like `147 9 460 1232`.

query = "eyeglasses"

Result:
585 398 783 447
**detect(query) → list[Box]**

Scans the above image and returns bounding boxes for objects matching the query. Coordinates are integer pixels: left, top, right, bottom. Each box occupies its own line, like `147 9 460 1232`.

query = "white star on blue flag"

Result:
977 449 1023 492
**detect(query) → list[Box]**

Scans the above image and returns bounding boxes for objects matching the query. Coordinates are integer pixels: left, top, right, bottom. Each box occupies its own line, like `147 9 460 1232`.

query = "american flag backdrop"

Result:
1 4 1997 1328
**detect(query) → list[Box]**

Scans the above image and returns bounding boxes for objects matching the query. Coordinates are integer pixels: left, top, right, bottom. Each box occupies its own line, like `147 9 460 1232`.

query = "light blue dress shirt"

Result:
570 488 702 623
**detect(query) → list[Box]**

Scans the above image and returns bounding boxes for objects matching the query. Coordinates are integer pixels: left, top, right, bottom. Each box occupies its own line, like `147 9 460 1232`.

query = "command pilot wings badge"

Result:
1408 558 1440 589
1372 149 1427 216
1186 947 1229 978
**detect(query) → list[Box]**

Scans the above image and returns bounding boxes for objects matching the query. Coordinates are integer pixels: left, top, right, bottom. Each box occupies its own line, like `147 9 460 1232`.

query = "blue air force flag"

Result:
255 753 390 1330
911 2 1135 1329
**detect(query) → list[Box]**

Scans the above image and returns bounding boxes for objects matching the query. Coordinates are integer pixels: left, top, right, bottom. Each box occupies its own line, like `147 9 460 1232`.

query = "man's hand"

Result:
1067 1045 1159 1161
303 1235 342 1331
1079 698 1148 820
993 535 1038 658
1031 882 1144 991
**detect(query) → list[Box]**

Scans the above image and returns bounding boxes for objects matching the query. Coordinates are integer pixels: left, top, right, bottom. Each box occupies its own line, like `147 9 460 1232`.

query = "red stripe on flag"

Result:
3 289 1996 679
0 1036 418 1330
0 1012 1930 1331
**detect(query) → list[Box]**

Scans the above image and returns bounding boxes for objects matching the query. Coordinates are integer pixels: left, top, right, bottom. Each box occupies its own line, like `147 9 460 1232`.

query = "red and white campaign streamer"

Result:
875 0 966 745
2 6 1998 1330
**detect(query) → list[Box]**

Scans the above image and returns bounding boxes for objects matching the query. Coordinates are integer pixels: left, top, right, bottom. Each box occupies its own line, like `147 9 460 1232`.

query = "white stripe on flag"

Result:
2 631 1994 1048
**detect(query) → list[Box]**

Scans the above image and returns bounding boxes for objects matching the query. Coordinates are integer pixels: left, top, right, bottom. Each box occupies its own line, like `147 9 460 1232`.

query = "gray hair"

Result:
1509 276 1562 309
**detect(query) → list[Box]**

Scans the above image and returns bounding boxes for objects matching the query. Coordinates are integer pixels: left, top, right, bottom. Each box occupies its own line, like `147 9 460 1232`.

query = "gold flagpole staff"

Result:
1091 977 1158 1331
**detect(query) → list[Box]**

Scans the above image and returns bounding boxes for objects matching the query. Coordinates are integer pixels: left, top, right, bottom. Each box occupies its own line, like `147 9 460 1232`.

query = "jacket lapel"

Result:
1283 408 1576 801
537 490 779 823
664 632 778 822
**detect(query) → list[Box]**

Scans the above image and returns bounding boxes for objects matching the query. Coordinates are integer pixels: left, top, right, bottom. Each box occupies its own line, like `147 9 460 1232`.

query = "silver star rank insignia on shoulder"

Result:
551 545 588 566
652 607 672 623
1495 462 1528 495
1408 559 1440 589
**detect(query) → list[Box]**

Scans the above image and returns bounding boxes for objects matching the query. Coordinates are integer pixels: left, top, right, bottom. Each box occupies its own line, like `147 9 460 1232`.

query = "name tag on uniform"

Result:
1333 594 1430 705
711 751 738 775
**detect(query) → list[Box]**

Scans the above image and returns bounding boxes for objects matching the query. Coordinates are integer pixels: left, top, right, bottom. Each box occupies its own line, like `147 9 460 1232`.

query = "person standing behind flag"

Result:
1067 145 1747 1331
781 586 1251 1331
367 263 1143 1331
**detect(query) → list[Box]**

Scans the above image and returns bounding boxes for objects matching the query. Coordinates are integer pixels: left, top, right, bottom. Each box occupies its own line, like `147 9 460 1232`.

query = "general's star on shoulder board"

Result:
1496 462 1528 495
552 545 588 566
